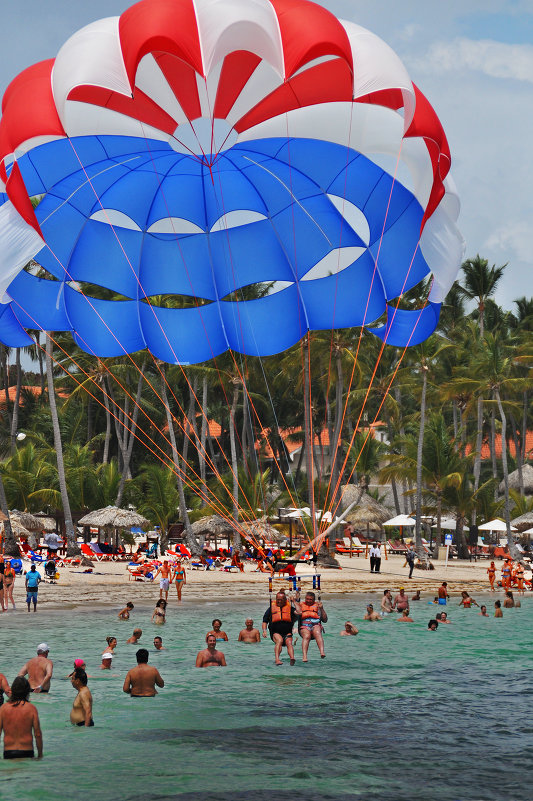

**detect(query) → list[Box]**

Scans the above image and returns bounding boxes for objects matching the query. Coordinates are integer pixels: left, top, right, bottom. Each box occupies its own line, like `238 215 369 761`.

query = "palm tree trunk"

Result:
200 376 208 486
509 411 524 496
329 351 344 508
495 388 519 560
9 348 21 454
303 336 317 541
490 401 498 498
46 334 79 556
115 363 145 507
1 345 12 433
160 368 199 556
0 475 17 557
414 367 428 558
229 380 240 545
102 378 111 464
36 332 45 394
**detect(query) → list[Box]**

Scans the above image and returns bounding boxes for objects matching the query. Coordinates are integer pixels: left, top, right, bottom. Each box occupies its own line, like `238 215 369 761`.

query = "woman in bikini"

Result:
458 591 479 608
487 561 496 591
3 562 15 609
101 636 117 670
172 561 186 601
151 599 167 625
207 619 228 641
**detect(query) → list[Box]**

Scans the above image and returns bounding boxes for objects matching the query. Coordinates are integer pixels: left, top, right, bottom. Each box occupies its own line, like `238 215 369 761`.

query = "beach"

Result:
4 552 504 611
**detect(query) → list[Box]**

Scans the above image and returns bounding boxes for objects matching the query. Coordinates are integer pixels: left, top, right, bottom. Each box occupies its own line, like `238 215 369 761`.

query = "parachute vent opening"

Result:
90 210 141 231
69 282 133 303
327 196 370 245
210 210 267 232
221 281 291 303
140 294 213 309
300 247 366 282
170 118 238 159
23 261 58 281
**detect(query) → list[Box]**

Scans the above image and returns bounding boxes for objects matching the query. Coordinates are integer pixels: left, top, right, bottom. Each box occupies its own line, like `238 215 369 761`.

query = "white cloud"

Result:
418 38 533 83
485 221 532 264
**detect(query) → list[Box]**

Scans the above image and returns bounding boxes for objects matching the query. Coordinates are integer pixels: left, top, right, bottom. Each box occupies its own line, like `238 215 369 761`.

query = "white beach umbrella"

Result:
383 514 416 527
478 518 516 532
431 517 456 530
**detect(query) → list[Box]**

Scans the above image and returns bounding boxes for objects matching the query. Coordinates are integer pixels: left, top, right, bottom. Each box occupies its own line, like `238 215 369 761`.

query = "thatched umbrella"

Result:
190 515 236 550
78 506 150 551
500 464 533 495
511 510 533 533
34 514 57 533
239 519 286 545
342 492 391 547
9 510 43 531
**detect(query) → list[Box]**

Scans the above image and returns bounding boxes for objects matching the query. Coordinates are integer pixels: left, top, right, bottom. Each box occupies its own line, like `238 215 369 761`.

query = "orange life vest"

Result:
300 601 320 621
271 601 292 623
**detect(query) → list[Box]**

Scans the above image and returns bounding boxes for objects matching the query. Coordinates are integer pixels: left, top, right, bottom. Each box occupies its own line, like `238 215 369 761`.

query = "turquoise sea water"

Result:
0 595 532 801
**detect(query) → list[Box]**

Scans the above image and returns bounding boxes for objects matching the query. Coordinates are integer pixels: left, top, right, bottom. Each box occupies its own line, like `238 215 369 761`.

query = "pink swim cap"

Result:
74 659 85 668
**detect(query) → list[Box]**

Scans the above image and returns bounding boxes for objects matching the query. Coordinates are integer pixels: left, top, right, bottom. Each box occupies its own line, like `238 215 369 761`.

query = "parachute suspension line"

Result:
319 136 407 524
65 135 265 529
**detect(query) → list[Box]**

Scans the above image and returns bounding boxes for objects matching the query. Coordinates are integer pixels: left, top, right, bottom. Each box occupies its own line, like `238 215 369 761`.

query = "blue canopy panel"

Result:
0 305 33 347
369 302 441 347
1 134 441 361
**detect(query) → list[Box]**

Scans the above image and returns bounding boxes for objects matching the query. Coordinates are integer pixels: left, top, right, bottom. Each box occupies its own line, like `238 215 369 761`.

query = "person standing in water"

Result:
0 674 10 705
18 644 53 693
196 634 227 667
70 668 94 727
123 649 165 696
118 602 134 620
207 619 228 641
0 677 43 759
151 599 167 625
458 591 479 608
238 619 261 643
340 622 358 636
153 636 166 651
479 606 489 617
381 590 393 614
494 600 503 618
126 629 142 644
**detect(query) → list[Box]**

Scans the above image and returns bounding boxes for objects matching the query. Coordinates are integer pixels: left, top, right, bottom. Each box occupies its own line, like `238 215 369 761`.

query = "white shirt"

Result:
369 546 381 558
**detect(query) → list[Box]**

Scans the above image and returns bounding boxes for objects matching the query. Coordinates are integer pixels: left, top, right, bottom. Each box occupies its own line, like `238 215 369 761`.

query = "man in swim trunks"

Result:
381 590 393 614
437 582 449 604
262 591 301 665
123 649 165 696
392 588 409 613
18 644 53 693
70 668 94 727
25 564 41 612
172 559 186 601
153 636 165 650
126 628 142 644
363 604 381 621
298 591 327 661
196 633 227 667
238 619 261 643
207 619 228 642
152 560 172 600
0 677 42 759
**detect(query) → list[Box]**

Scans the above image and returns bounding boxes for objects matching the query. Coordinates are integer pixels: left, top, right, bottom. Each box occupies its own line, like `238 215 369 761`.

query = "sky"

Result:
0 0 532 312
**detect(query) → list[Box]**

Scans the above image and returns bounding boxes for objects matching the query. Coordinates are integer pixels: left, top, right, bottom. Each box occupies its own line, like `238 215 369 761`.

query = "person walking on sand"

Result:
515 563 525 595
152 560 172 601
172 559 186 601
487 561 496 591
70 668 94 727
3 560 16 610
196 634 227 667
18 644 53 693
25 565 41 613
405 546 416 579
369 542 382 573
0 677 43 759
298 591 327 662
123 649 165 696
238 619 261 643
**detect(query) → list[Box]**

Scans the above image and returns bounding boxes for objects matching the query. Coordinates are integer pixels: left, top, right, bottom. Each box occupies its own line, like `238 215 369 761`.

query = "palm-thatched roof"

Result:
190 515 236 537
238 519 285 543
77 506 150 529
511 510 533 532
341 491 391 530
500 464 533 495
9 510 43 531
34 516 56 532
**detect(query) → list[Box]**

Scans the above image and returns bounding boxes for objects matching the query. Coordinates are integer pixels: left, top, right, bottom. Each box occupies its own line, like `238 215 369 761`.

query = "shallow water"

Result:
0 595 532 801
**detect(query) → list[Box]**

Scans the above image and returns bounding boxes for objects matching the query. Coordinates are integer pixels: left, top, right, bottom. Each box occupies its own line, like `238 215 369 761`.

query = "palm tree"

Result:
458 255 506 337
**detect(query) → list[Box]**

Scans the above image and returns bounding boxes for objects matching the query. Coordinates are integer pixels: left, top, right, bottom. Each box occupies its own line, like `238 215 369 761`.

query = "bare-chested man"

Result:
152 560 172 600
0 677 42 759
196 634 227 667
70 668 93 727
123 649 164 697
392 588 409 613
363 604 381 621
126 628 142 644
238 619 261 643
153 636 165 650
396 609 414 622
340 622 358 636
0 673 10 704
18 644 53 693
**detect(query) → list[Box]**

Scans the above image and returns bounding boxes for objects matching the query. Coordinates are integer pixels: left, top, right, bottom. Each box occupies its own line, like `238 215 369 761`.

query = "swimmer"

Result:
298 592 327 661
70 669 93 727
118 602 134 620
126 629 142 644
262 591 300 666
340 622 358 636
0 677 42 759
101 637 117 670
152 560 172 601
67 659 91 679
392 588 409 613
151 599 167 625
503 591 519 608
18 644 53 693
437 582 449 604
458 591 479 608
428 620 438 631
479 605 489 617
196 633 227 667
429 597 440 605
207 619 228 642
153 636 165 651
123 649 165 696
411 590 421 601
238 619 261 643
364 604 381 621
494 600 503 618
487 561 496 591
396 609 414 622
381 590 393 614
436 612 451 624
